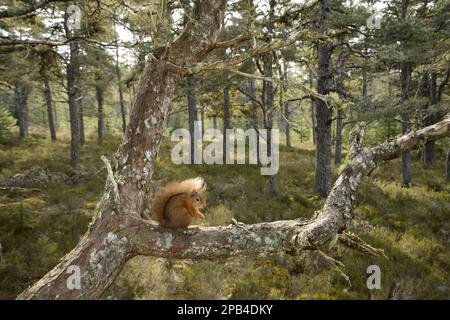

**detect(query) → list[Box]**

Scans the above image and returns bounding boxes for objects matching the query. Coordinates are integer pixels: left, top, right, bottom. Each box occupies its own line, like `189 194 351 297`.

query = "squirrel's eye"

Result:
196 197 200 202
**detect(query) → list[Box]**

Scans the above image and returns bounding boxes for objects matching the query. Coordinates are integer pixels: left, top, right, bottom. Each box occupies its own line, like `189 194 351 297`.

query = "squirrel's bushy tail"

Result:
153 177 205 224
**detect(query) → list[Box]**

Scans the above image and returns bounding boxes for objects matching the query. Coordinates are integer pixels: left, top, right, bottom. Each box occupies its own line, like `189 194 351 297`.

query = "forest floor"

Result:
0 132 449 299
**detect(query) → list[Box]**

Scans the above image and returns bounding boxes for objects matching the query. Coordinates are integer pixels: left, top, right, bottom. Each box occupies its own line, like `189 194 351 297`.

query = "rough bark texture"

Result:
44 79 57 141
284 102 291 147
200 104 205 136
263 51 276 193
310 69 316 145
282 59 291 148
314 0 333 197
400 0 411 186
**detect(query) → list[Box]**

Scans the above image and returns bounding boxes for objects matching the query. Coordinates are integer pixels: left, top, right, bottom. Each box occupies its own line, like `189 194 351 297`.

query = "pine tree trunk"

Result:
284 102 291 147
400 62 412 186
96 85 105 143
314 0 333 197
14 85 29 138
187 74 197 164
44 80 57 141
310 69 316 145
79 97 85 145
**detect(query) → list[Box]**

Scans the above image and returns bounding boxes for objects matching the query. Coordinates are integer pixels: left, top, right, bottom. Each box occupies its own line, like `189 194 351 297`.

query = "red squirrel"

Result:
153 177 207 228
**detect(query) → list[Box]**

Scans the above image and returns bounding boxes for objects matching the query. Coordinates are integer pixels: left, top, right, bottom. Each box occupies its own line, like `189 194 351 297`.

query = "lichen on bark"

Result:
82 232 129 291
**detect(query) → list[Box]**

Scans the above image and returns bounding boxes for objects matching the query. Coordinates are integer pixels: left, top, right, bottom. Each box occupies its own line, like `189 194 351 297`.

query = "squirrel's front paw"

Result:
197 212 205 220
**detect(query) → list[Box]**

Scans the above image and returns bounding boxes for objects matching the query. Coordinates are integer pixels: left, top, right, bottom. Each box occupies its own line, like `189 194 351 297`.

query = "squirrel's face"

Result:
191 190 206 208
